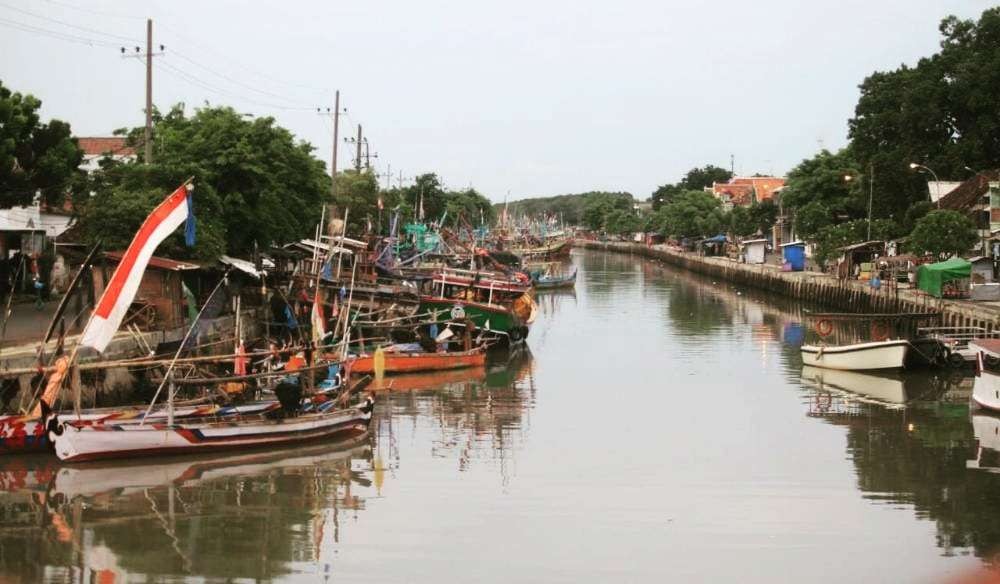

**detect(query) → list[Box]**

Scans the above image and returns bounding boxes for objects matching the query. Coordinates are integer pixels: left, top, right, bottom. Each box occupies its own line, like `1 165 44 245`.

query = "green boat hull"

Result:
418 297 527 342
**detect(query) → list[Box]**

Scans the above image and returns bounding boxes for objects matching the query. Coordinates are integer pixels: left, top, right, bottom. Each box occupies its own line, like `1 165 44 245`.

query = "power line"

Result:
168 50 315 108
0 16 120 47
157 60 315 112
40 0 146 21
156 21 328 95
0 1 141 43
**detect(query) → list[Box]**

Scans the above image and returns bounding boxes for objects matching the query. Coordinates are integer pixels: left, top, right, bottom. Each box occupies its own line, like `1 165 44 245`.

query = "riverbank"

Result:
577 240 1000 332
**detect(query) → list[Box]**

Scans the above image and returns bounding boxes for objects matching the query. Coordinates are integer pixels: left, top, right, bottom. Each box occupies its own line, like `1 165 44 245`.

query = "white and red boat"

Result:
47 395 374 462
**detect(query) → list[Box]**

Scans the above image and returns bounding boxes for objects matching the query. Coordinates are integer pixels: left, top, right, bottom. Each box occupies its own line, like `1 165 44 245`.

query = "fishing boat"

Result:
418 268 537 343
351 346 486 374
46 392 375 462
533 268 577 290
800 340 910 371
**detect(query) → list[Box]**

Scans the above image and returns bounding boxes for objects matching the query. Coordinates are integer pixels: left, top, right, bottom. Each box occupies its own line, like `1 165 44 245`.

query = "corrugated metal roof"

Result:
105 251 201 271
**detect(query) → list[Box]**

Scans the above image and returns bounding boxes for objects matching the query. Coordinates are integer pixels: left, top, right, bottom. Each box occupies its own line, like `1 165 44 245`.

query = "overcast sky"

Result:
0 0 990 201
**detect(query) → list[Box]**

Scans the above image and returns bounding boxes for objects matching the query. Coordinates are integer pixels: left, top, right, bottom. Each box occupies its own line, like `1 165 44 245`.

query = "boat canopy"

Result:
916 257 971 297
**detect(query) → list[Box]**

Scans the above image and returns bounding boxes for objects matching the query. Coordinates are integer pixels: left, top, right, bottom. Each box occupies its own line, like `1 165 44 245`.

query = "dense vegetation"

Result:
0 79 83 207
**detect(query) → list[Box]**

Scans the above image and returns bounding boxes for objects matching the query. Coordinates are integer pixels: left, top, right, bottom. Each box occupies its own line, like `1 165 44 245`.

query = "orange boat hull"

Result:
352 349 486 374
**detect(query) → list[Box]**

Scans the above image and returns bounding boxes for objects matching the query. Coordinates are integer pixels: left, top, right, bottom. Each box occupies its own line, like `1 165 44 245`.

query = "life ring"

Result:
871 322 890 341
450 305 466 320
815 319 833 337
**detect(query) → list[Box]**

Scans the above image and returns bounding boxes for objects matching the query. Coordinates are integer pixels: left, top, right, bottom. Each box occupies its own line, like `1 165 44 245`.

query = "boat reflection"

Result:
800 366 908 406
0 440 373 582
373 349 535 486
968 413 1000 472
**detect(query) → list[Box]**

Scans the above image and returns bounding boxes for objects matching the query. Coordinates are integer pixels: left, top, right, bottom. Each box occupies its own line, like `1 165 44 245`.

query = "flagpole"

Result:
139 270 231 425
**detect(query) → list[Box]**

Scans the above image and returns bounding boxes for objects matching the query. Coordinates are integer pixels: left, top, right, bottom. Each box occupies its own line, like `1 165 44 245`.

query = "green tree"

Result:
605 208 640 234
0 79 83 207
79 104 329 257
908 210 978 258
651 164 732 210
728 206 756 237
656 190 725 239
782 149 860 216
679 165 732 191
849 9 1000 220
749 200 778 234
581 192 634 231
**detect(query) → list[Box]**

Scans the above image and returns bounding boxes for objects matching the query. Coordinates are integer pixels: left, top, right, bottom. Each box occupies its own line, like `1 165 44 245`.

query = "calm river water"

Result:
2 249 1000 583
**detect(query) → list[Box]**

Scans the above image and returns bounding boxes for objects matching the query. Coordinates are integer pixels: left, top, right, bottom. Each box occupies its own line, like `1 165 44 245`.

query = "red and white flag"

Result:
80 184 192 353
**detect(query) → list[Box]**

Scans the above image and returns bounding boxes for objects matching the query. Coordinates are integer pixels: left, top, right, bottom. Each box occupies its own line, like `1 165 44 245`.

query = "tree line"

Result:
0 80 493 260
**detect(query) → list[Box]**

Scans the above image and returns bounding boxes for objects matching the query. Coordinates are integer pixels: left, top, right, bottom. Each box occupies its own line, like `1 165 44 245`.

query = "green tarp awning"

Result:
916 257 971 298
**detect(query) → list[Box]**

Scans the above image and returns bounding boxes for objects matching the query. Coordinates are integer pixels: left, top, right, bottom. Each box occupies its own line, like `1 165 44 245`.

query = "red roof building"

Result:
708 176 786 208
77 137 136 173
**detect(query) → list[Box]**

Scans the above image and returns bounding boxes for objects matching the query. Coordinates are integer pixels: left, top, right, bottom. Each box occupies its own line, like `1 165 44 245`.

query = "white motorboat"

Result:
800 340 910 371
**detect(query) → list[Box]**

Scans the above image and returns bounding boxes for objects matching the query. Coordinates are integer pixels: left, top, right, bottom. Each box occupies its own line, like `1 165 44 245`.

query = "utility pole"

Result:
355 125 363 172
144 18 153 164
331 90 340 197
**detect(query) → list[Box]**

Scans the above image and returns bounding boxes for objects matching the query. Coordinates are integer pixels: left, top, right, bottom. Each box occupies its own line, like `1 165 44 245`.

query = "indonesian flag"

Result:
80 183 193 353
311 286 326 344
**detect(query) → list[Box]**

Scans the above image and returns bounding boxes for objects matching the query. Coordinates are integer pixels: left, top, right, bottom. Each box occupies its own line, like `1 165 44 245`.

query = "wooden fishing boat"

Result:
46 394 375 462
800 340 910 371
534 269 577 290
0 400 284 455
419 296 535 343
351 347 486 374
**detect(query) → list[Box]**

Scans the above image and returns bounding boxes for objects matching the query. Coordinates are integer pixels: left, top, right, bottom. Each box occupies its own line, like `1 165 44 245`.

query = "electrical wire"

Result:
156 21 329 95
0 16 120 47
0 1 141 44
168 50 316 108
40 0 146 21
157 60 315 111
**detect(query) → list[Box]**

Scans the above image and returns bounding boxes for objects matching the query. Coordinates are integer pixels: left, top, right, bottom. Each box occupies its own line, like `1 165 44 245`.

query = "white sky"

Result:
0 0 989 201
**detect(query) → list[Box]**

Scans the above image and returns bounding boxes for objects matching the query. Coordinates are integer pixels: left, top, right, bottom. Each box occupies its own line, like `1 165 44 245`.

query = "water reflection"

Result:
0 441 372 581
621 251 1000 565
373 350 534 488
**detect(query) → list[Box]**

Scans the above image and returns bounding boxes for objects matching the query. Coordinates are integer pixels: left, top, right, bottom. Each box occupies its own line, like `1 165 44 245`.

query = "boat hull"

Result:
534 270 577 290
800 340 909 371
418 297 529 342
352 349 486 374
973 370 1000 412
49 398 375 462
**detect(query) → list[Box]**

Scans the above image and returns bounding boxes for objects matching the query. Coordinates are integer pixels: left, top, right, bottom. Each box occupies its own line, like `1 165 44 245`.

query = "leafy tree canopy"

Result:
0 79 83 207
908 210 978 258
848 8 1000 220
498 191 632 226
581 192 634 231
651 164 732 210
79 104 330 258
652 190 725 239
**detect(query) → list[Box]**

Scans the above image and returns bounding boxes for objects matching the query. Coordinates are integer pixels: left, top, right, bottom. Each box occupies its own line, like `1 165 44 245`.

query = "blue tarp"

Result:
703 234 727 244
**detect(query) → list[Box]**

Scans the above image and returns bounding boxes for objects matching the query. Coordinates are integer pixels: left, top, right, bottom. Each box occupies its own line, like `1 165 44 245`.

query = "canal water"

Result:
2 249 999 582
